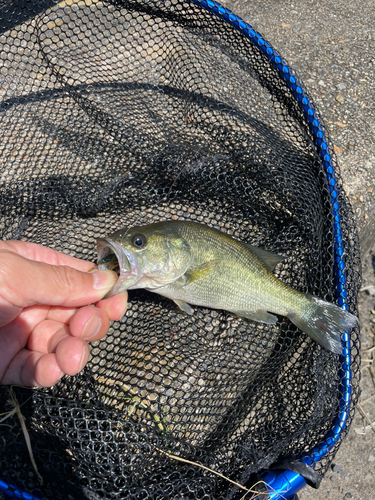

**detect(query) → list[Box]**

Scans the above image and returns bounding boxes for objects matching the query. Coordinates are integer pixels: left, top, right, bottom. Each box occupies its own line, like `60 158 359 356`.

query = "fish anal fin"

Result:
184 259 220 286
174 299 193 315
243 243 286 272
233 309 278 324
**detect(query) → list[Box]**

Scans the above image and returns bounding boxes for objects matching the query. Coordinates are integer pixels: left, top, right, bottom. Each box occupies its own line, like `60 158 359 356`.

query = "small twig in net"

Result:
153 445 287 499
3 387 43 485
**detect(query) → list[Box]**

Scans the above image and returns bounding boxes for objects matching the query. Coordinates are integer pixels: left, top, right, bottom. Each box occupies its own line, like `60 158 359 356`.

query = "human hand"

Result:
0 240 127 387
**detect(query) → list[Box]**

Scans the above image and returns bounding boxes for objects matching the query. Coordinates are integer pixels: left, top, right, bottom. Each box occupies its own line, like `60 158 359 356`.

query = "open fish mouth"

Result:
97 238 139 297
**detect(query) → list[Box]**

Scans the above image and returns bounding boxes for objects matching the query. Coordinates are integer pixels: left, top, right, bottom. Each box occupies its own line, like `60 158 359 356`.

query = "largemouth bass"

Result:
97 220 357 354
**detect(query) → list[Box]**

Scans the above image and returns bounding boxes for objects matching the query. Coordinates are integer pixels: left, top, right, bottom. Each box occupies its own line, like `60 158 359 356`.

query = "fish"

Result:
97 220 358 354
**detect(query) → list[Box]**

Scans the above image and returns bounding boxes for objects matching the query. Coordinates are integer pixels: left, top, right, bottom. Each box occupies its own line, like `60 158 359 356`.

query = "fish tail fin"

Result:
287 295 358 354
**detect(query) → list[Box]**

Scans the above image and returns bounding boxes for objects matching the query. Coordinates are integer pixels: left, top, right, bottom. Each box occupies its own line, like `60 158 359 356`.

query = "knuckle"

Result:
0 251 26 304
53 266 85 302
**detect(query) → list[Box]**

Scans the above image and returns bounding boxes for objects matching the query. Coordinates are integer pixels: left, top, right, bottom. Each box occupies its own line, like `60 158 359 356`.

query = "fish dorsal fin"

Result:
243 243 286 272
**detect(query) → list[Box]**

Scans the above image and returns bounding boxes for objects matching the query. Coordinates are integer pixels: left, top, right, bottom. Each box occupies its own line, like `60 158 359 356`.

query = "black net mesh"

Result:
0 1 361 499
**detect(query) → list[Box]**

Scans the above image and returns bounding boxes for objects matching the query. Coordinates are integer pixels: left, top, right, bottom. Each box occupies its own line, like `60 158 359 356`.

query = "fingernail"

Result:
119 292 128 319
82 314 102 339
92 270 117 291
79 344 91 372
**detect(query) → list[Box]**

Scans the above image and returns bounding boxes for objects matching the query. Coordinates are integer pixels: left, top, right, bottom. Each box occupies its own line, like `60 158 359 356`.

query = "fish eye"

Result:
131 234 147 249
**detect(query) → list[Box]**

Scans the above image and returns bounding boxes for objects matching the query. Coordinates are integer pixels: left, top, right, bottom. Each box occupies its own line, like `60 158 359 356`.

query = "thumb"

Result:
0 250 118 309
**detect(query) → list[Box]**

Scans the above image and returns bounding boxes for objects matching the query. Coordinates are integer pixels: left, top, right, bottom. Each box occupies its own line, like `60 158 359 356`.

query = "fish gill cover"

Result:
0 1 360 499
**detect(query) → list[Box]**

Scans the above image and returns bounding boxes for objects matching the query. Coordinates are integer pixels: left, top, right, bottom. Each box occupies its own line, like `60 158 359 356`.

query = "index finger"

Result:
0 240 96 272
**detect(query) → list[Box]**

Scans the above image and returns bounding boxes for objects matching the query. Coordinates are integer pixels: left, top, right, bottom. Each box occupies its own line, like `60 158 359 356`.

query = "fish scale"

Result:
146 221 301 317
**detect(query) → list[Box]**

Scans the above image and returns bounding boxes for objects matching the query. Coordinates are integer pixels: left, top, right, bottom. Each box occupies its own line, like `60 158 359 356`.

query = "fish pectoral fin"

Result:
184 259 220 286
233 309 278 324
243 243 286 272
174 299 193 315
